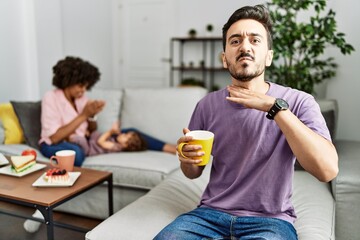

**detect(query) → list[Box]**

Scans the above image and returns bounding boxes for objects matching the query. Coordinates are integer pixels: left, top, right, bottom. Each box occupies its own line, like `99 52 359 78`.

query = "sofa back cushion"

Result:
0 103 25 144
10 101 41 149
121 87 207 144
0 120 4 144
87 88 124 133
317 99 338 139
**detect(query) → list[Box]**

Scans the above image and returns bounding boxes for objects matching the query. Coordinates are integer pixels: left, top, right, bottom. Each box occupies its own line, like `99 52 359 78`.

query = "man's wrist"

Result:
266 98 289 120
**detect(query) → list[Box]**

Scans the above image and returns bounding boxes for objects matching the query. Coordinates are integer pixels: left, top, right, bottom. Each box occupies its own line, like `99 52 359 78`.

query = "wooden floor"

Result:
0 201 102 240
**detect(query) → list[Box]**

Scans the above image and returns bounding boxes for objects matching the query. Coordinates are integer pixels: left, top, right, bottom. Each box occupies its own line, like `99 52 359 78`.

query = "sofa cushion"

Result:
85 167 211 240
0 103 24 144
321 110 336 139
121 87 207 144
332 140 360 240
86 88 123 133
0 120 4 144
82 151 179 189
0 144 48 161
10 101 41 149
292 172 335 240
317 99 338 139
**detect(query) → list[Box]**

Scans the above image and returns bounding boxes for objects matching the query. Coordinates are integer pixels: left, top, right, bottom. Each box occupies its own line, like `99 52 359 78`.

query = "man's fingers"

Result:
183 128 190 135
178 156 203 165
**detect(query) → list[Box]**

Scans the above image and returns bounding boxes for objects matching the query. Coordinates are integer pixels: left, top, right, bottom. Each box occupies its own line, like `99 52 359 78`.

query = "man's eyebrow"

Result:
228 32 264 40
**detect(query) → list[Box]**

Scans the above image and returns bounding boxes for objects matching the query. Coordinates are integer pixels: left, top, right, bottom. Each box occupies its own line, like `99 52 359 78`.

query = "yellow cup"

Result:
178 130 214 166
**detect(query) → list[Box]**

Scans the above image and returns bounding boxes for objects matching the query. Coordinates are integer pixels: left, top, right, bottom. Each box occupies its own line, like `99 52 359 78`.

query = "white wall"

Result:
33 0 115 96
325 0 360 141
0 0 39 101
33 0 63 99
0 0 359 141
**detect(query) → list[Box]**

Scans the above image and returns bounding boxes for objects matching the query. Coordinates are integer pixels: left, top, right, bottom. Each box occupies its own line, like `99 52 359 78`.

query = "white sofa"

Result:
0 87 207 219
85 164 336 240
84 97 360 240
1 88 360 240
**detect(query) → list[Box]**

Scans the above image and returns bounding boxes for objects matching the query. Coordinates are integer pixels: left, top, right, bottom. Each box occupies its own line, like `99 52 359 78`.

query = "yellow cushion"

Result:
0 103 24 144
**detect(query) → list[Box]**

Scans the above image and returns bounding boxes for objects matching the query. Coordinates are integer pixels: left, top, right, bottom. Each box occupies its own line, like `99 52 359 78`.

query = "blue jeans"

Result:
154 207 297 240
40 141 86 167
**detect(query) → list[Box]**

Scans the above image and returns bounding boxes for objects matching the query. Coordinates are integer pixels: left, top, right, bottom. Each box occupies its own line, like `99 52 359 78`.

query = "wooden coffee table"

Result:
0 162 113 240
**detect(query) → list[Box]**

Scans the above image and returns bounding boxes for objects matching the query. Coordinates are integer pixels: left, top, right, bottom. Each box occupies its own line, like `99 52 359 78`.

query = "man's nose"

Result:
239 39 251 52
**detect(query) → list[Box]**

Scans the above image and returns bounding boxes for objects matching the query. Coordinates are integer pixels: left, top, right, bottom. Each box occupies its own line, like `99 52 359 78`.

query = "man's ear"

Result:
265 50 273 67
222 52 228 69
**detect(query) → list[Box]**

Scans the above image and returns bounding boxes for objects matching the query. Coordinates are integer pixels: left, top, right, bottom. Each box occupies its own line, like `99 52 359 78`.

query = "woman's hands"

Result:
83 99 105 118
83 99 105 133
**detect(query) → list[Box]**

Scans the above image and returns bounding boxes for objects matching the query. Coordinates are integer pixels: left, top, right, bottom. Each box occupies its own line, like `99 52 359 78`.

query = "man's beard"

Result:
226 58 265 82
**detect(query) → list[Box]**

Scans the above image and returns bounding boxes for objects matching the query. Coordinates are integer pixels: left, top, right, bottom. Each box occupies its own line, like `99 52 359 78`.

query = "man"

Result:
155 4 338 240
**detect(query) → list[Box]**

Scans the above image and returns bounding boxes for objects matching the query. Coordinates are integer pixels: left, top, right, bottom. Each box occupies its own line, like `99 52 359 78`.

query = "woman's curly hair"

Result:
52 56 100 90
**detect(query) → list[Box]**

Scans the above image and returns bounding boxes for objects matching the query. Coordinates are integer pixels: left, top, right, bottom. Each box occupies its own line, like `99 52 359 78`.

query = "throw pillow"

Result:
10 101 41 149
0 120 4 144
321 110 336 139
0 103 24 144
86 88 123 133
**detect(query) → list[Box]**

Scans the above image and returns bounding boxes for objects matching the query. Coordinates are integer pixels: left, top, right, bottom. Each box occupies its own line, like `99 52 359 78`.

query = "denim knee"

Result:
72 145 86 166
40 141 86 167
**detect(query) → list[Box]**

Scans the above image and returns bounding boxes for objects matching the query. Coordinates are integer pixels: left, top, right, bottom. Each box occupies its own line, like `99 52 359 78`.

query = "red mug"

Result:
50 150 75 172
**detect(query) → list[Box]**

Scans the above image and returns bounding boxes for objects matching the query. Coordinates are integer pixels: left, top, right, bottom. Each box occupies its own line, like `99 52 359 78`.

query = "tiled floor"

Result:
0 215 86 240
0 202 101 240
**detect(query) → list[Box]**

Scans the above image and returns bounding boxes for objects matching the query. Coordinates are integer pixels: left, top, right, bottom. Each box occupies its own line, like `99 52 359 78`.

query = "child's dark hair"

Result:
123 131 147 152
222 5 273 51
52 56 100 90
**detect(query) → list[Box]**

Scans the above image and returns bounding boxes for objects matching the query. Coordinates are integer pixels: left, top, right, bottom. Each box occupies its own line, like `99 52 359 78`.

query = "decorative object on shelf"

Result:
180 78 205 88
211 85 220 92
206 24 214 36
170 37 225 91
188 29 197 38
266 0 355 94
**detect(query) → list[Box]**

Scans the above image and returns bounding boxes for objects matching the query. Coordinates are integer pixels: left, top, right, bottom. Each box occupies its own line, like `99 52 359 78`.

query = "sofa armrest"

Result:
317 99 338 139
332 140 360 240
85 168 210 240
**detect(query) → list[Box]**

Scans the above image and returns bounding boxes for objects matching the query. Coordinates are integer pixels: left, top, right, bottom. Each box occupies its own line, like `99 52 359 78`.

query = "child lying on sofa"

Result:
70 121 177 156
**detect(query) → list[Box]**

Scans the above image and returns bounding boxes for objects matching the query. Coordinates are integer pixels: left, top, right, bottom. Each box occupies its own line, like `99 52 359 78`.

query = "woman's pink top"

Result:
39 89 88 145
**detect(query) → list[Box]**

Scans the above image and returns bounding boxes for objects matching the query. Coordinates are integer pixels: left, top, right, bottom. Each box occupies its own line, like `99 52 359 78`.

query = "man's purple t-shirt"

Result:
188 82 331 224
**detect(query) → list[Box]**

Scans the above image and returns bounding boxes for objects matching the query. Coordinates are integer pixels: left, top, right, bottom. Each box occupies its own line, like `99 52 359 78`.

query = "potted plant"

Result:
180 78 205 87
266 0 354 94
206 24 214 36
179 77 219 91
188 29 197 38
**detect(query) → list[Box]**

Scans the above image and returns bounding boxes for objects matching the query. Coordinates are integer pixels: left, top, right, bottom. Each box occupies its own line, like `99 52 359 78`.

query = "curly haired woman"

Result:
38 56 105 167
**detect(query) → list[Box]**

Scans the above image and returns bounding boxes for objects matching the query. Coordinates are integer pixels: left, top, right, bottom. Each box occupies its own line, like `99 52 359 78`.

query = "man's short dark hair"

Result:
52 56 100 90
222 5 273 51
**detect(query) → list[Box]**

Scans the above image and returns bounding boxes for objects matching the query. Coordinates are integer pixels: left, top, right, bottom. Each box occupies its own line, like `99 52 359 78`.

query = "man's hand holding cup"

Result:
177 128 214 166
